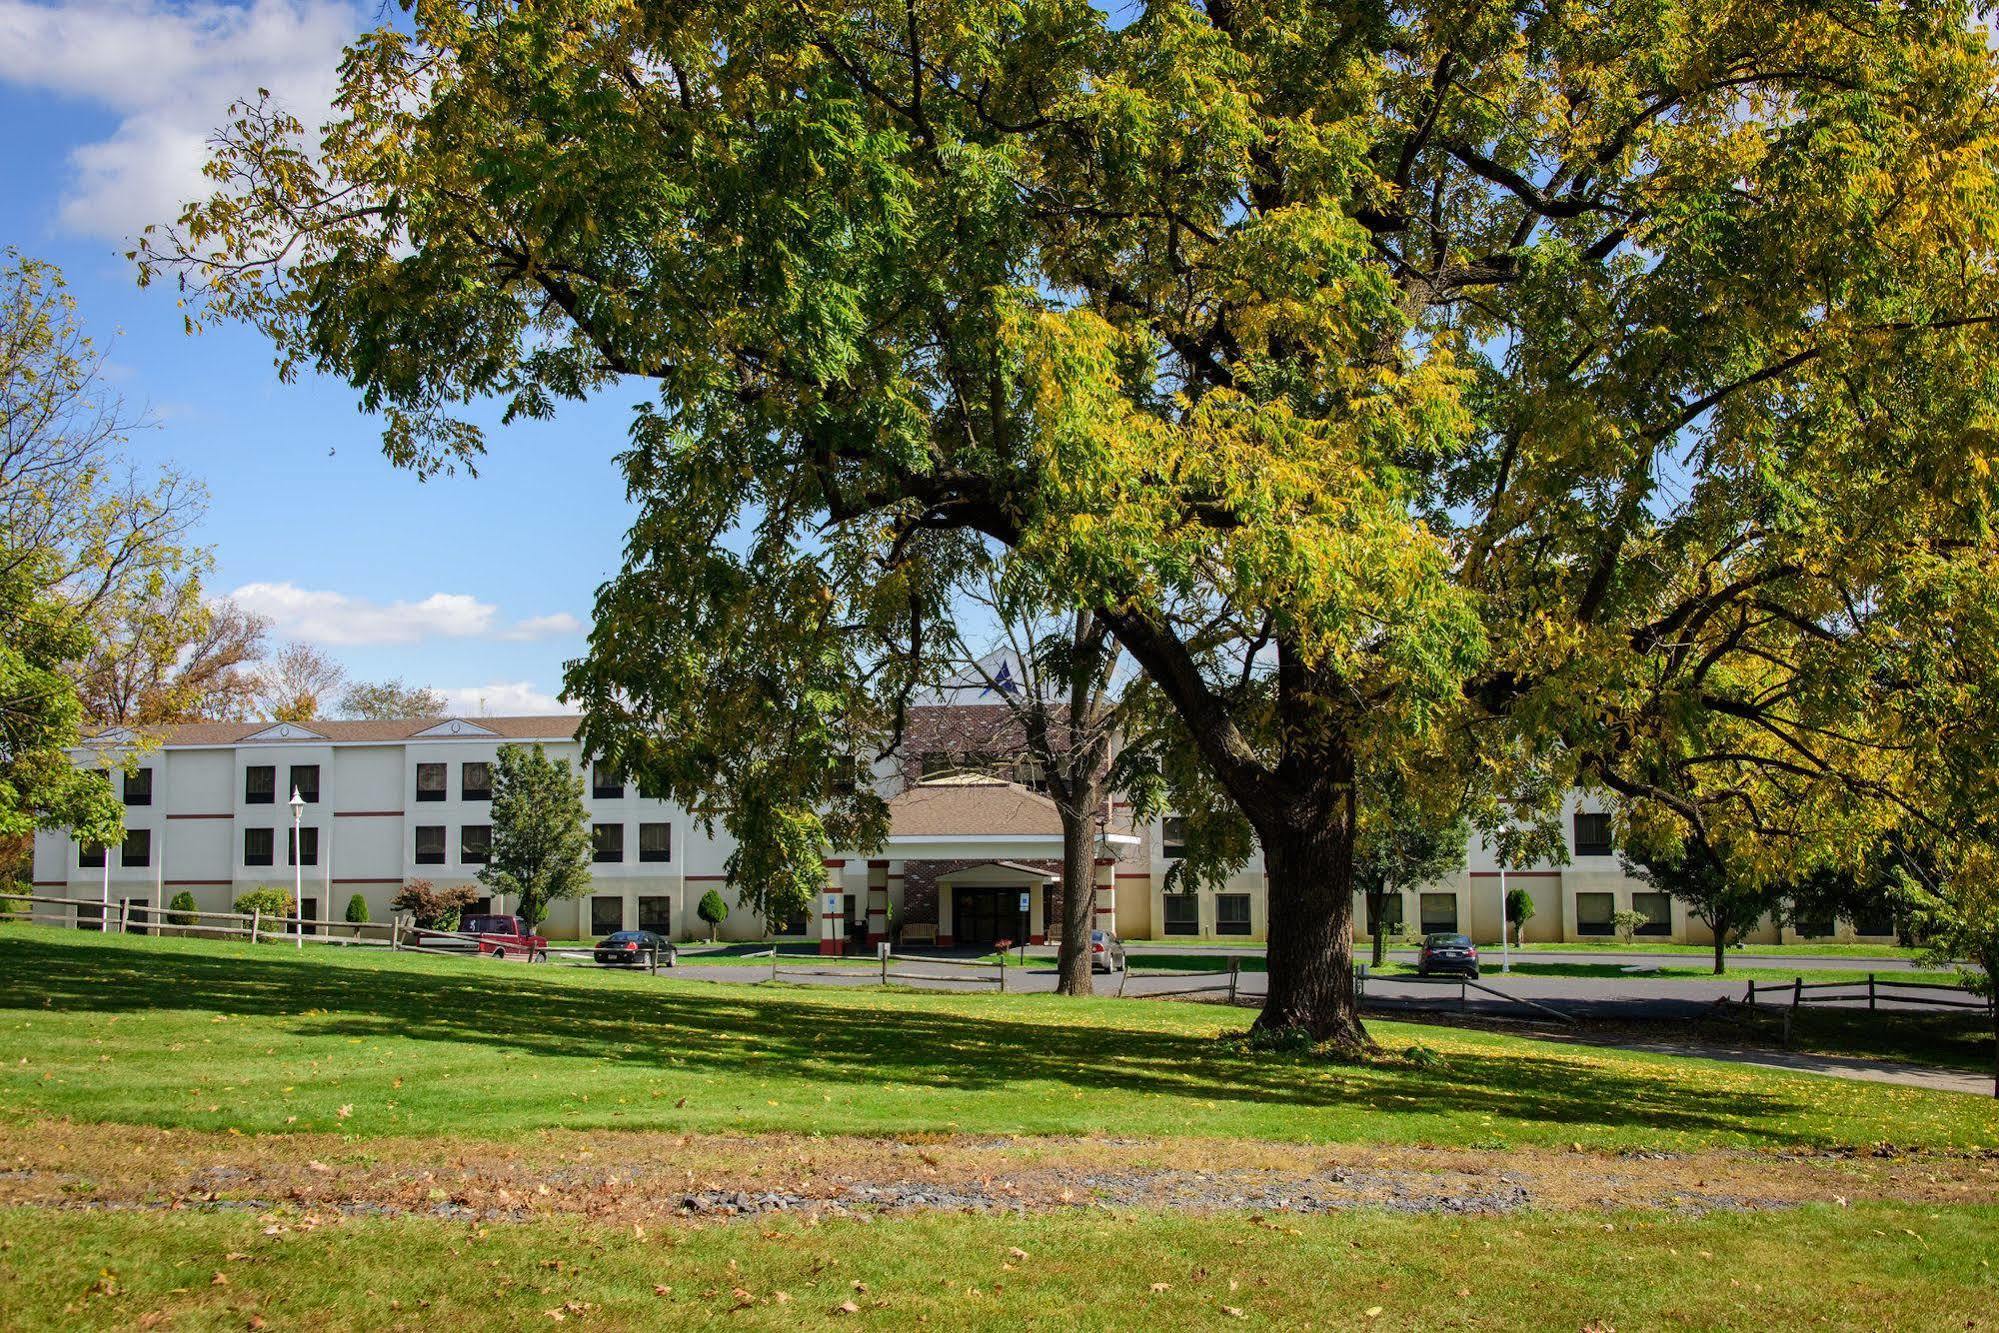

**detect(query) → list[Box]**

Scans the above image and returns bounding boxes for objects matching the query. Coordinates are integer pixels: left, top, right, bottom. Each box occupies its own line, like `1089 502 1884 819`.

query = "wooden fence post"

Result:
249 908 261 945
998 950 1007 994
879 941 889 986
770 947 779 982
1227 957 1240 1005
1869 973 1877 1011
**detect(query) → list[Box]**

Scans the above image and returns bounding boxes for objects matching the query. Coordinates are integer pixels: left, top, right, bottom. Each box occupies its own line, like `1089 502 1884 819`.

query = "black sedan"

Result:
1416 932 1479 979
594 930 669 966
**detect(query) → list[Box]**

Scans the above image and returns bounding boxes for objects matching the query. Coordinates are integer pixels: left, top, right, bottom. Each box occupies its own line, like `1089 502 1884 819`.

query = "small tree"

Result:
1610 909 1648 944
1629 838 1765 976
391 879 478 930
697 888 730 943
344 892 370 932
165 889 197 927
478 743 592 931
1506 888 1535 949
1353 781 1468 968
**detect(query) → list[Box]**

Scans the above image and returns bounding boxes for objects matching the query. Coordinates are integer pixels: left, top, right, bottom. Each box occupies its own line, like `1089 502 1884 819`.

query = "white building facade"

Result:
30 712 1892 948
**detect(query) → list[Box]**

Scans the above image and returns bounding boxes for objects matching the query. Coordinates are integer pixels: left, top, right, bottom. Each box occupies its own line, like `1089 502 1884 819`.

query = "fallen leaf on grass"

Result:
834 1300 860 1316
1150 1283 1170 1293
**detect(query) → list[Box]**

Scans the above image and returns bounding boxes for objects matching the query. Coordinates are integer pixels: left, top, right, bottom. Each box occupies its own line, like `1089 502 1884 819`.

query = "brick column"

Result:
866 860 890 946
1094 855 1116 935
819 859 847 956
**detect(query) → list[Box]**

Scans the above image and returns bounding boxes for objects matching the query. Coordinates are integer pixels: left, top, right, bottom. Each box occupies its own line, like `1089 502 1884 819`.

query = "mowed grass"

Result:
3 1202 1995 1331
1128 953 1969 985
1 925 1995 1151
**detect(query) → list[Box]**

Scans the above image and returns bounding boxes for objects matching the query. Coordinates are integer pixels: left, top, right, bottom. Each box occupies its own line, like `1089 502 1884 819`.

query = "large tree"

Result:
145 1 1999 1044
79 586 268 725
254 641 346 723
478 742 593 930
338 678 447 720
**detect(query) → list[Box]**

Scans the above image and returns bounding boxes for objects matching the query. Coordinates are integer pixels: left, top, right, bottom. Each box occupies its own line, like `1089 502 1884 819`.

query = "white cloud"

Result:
229 581 581 646
437 682 566 716
0 0 362 239
498 612 586 641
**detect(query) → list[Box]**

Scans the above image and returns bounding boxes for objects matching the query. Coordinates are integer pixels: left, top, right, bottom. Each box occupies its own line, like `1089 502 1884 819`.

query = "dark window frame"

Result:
591 764 625 801
637 894 673 933
121 828 151 868
1575 891 1616 936
1366 892 1405 936
1630 890 1673 937
1161 816 1187 860
461 761 492 802
592 822 625 864
638 822 672 863
288 764 320 804
590 895 623 935
245 765 276 805
244 827 275 867
288 825 319 867
415 762 447 802
78 840 106 868
1215 892 1252 935
413 825 447 866
123 768 153 807
1418 891 1459 934
1163 892 1200 936
1573 811 1614 857
459 824 492 865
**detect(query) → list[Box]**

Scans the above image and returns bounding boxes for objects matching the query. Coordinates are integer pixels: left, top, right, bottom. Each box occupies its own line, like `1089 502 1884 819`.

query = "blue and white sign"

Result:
1018 891 1031 913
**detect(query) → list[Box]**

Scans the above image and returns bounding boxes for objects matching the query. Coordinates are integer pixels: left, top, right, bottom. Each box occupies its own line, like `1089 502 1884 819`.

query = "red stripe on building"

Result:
164 880 229 887
334 810 403 818
331 878 401 885
165 812 231 820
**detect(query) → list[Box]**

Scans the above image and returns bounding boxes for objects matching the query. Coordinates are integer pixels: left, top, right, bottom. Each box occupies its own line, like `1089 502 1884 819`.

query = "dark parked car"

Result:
1416 932 1479 979
1090 929 1127 974
594 930 669 966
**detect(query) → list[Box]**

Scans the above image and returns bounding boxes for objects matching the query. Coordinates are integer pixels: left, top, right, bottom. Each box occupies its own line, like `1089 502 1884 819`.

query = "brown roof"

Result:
887 777 1066 839
88 716 584 747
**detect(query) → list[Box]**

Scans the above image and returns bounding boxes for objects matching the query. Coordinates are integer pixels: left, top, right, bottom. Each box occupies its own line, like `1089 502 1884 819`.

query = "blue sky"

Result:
0 0 639 714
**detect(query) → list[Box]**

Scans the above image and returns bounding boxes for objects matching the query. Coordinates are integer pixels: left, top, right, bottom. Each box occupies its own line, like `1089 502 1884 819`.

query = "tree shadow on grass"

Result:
0 930 1828 1139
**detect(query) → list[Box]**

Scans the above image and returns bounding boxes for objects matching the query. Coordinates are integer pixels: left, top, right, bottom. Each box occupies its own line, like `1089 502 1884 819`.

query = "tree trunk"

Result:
1368 894 1388 968
1256 802 1367 1049
1054 799 1100 996
1712 915 1727 976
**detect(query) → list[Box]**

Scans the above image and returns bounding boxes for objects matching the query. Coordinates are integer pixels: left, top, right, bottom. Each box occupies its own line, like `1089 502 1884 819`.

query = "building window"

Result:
121 828 151 868
414 825 446 865
289 764 320 803
593 823 624 863
123 768 152 806
639 822 672 863
1793 912 1835 939
1163 893 1199 936
592 764 624 800
245 765 275 805
1852 906 1895 937
1366 892 1405 936
1216 893 1252 935
79 840 106 869
1162 816 1187 860
777 903 809 936
1573 811 1614 856
1419 892 1459 934
416 763 447 802
244 827 275 867
289 826 319 867
1630 891 1672 936
1012 757 1048 793
919 752 954 780
461 761 492 802
1575 891 1615 936
460 824 492 865
590 895 623 936
638 895 673 933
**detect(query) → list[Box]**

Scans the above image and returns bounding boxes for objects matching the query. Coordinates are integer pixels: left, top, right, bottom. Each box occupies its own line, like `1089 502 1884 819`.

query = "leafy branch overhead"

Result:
142 1 1999 1040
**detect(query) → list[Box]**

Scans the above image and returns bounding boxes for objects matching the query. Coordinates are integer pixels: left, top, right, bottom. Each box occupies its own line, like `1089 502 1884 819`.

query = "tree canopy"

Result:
479 742 593 930
145 0 1999 1042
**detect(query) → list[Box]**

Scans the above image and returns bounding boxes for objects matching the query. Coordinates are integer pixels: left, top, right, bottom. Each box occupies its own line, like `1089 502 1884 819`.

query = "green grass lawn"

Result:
2 925 1995 1151
1127 938 1928 960
4 1202 1994 1331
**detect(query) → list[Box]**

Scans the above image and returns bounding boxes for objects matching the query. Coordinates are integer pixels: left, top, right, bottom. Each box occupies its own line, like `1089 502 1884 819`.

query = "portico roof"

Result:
886 776 1066 839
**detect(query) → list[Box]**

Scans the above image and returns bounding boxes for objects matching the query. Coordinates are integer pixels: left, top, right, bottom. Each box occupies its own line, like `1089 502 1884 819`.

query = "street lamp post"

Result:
289 787 306 950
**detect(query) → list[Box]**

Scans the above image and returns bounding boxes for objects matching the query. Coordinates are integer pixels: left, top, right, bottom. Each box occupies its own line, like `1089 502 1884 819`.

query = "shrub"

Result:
166 890 198 926
0 884 25 919
344 893 371 925
390 879 480 930
1506 887 1535 946
233 887 295 923
1611 908 1649 943
697 888 730 942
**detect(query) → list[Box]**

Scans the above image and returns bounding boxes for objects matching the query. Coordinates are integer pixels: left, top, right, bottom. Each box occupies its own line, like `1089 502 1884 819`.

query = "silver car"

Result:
1090 929 1127 973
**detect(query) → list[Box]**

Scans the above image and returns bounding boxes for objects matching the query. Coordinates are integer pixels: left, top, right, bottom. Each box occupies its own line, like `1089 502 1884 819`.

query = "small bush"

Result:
0 885 26 919
166 890 198 926
1506 887 1535 945
1611 908 1649 943
390 879 479 930
697 888 730 942
233 887 295 924
344 893 371 925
